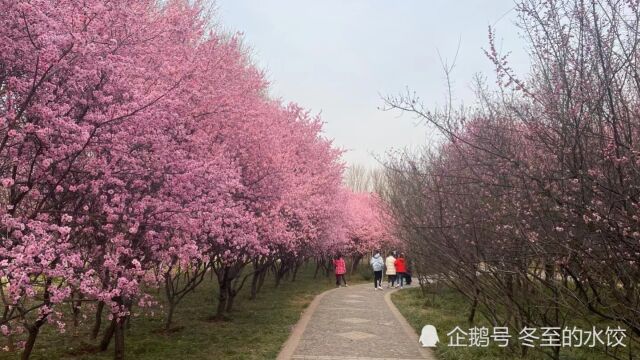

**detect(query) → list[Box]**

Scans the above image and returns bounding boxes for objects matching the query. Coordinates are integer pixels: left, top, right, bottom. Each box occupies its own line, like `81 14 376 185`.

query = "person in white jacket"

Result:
385 252 397 288
370 250 385 290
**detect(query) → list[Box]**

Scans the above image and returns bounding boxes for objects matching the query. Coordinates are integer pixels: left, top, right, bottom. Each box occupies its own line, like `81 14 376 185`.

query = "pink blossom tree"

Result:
343 192 396 272
0 0 350 359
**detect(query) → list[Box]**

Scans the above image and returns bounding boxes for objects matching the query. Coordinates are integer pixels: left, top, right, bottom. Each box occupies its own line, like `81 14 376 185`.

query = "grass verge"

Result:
392 285 637 360
2 264 365 360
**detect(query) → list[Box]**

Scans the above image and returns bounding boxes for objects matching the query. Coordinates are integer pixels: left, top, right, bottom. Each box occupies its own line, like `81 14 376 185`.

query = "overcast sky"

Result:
216 1 528 168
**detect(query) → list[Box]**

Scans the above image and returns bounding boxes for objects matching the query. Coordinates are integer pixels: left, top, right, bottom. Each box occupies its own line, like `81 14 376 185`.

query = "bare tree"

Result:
380 1 640 359
344 164 372 192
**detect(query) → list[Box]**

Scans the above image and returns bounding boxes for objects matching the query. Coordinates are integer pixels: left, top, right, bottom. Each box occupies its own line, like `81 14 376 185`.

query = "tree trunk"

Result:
257 269 267 294
468 287 480 325
114 319 125 360
351 255 362 274
21 324 41 360
274 261 287 288
164 270 175 329
313 259 321 279
91 301 105 340
216 290 227 318
21 279 51 360
2 306 15 352
225 285 236 313
165 302 176 330
249 261 269 300
99 318 116 352
291 261 300 282
274 272 282 287
214 268 229 319
324 258 331 277
224 266 250 312
71 294 82 337
249 270 260 300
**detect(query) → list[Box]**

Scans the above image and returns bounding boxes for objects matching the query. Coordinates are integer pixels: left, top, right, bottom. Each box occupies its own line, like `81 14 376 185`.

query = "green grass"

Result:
392 285 637 360
2 265 365 360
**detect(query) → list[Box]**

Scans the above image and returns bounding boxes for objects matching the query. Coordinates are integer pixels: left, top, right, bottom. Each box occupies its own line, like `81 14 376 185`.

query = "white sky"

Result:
216 1 529 167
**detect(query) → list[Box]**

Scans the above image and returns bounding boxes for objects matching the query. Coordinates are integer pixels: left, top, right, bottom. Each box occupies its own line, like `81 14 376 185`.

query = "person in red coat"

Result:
394 253 407 288
333 253 348 287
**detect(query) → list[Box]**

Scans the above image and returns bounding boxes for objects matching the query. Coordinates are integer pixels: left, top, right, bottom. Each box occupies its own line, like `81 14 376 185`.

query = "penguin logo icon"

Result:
419 325 439 347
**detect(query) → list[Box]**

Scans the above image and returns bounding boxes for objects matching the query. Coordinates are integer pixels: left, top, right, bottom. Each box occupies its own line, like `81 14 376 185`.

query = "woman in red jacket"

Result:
333 253 348 287
394 253 407 288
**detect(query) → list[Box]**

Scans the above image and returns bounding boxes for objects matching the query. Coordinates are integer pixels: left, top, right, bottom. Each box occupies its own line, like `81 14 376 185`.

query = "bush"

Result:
358 266 373 281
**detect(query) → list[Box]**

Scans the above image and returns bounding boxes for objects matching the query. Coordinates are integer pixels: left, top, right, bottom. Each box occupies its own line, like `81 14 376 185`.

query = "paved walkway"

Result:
278 284 436 360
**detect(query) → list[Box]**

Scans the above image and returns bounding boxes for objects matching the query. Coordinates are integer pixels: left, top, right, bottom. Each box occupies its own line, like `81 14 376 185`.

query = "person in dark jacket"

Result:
404 256 412 285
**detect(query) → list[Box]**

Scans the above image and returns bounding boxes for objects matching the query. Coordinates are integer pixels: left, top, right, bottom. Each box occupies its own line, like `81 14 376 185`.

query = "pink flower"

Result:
1 178 14 188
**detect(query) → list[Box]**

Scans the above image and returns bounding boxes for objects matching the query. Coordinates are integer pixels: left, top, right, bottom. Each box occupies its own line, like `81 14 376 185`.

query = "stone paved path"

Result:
278 284 436 360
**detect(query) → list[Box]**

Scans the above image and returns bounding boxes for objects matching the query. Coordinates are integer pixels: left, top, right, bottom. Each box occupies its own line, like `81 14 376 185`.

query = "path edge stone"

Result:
276 286 340 360
384 288 437 359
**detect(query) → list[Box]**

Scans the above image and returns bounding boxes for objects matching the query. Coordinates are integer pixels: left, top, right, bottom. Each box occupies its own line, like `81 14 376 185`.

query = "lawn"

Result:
2 264 363 360
392 285 637 360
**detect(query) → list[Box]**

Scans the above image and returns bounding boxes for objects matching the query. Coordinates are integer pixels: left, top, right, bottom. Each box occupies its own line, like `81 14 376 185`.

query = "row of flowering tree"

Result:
0 1 393 359
381 0 640 358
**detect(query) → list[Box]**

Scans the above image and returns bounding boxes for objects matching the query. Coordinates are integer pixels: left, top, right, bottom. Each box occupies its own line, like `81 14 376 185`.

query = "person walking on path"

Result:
333 253 348 287
279 282 438 360
385 252 397 288
370 250 384 290
404 256 413 285
395 253 407 288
